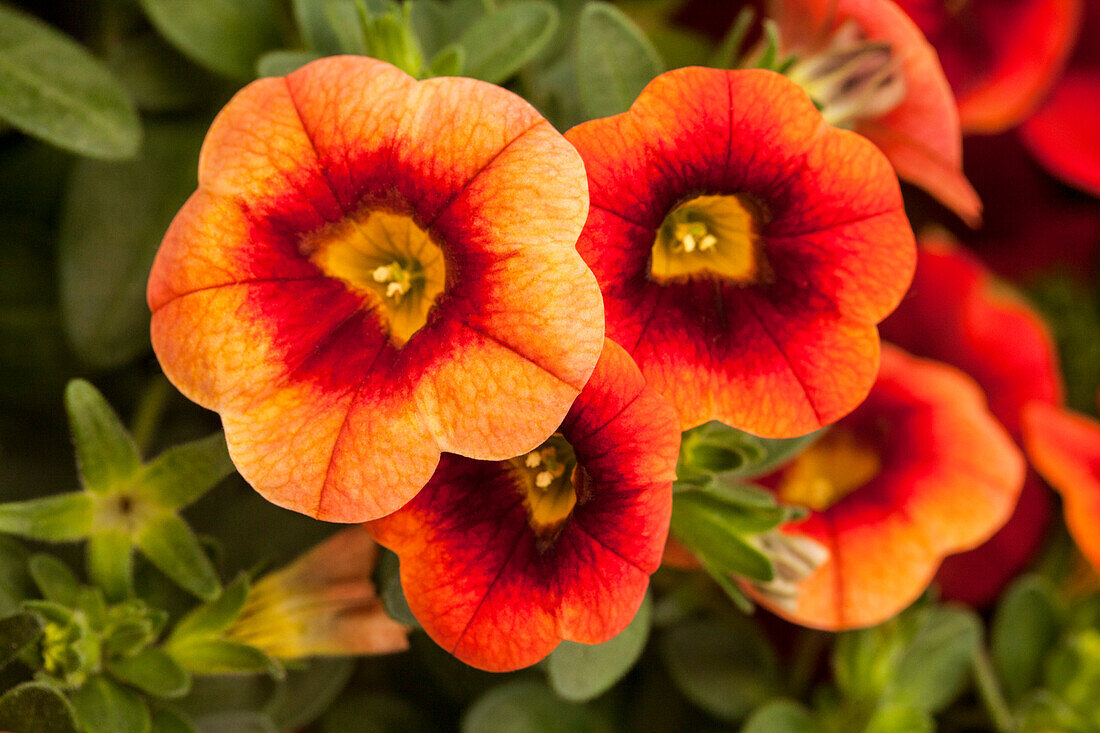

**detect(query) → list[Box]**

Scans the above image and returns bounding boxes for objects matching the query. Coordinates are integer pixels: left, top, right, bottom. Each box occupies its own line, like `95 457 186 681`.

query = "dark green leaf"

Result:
150 707 198 733
193 711 276 733
992 575 1062 702
294 0 349 54
700 558 755 613
88 530 134 603
864 702 934 733
108 647 191 699
833 610 922 703
0 5 140 159
709 7 755 68
0 612 43 670
458 2 559 84
28 554 80 606
0 536 32 617
256 50 321 78
670 492 774 581
741 699 814 733
660 618 780 721
575 2 662 119
266 657 355 730
461 680 612 733
22 600 74 626
167 638 282 678
134 513 220 600
884 607 982 714
547 593 652 701
138 434 235 511
0 493 93 542
71 676 152 733
105 32 213 113
322 693 433 733
428 44 465 77
0 682 79 733
170 575 249 642
139 0 282 80
59 122 206 369
376 551 419 628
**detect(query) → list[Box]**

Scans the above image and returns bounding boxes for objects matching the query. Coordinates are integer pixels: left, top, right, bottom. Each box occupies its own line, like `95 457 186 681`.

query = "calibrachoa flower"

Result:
749 346 1024 629
147 56 604 522
226 527 409 659
893 0 1081 133
881 232 1064 605
565 67 915 437
1024 401 1100 574
769 0 982 225
368 339 679 672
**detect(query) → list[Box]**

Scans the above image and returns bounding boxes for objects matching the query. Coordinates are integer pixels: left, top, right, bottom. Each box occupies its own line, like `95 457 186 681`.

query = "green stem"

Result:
788 627 830 697
130 375 172 456
972 645 1016 733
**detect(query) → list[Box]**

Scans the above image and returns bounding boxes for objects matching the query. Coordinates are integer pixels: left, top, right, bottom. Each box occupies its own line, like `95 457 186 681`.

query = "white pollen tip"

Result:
535 472 554 489
682 234 696 252
525 452 542 468
700 235 718 250
386 282 404 298
372 265 391 282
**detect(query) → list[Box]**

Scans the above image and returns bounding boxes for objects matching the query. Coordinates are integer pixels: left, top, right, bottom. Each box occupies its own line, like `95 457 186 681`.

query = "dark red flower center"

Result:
299 209 446 345
650 194 772 284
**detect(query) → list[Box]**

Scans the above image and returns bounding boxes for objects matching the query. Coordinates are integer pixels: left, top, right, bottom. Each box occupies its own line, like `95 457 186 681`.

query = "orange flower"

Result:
565 67 915 437
769 0 982 225
1024 401 1100 574
147 56 603 522
881 231 1063 605
750 346 1024 629
894 0 1082 133
368 340 679 672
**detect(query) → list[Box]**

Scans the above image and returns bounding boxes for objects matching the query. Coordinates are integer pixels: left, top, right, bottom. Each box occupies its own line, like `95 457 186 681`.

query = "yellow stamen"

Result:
510 435 584 545
778 428 881 511
651 194 771 283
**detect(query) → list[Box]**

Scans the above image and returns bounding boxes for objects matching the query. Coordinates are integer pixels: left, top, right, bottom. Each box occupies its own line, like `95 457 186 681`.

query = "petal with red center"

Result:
753 347 1024 629
1021 72 1100 198
368 340 678 671
1023 402 1100 573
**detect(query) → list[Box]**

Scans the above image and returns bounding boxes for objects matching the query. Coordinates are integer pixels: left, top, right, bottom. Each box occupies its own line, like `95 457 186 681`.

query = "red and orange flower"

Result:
749 346 1024 629
769 0 982 226
368 340 679 672
565 66 915 438
147 56 604 522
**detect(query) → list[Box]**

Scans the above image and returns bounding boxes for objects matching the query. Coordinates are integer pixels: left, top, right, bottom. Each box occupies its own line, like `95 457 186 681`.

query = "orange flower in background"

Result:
565 67 915 438
749 346 1024 630
769 0 982 226
881 232 1064 605
147 56 604 522
894 0 1081 133
368 340 679 672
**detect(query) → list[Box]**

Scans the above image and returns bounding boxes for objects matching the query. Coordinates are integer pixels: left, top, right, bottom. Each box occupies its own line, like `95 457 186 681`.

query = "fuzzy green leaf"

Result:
137 433 235 510
742 700 814 733
107 647 191 699
0 5 140 159
134 514 220 600
0 612 43 671
28 554 80 607
462 680 611 733
71 676 151 733
670 492 774 581
883 607 982 714
457 2 559 83
575 2 662 119
256 50 321 78
0 493 93 542
65 380 141 491
992 575 1062 702
170 574 249 641
87 530 134 603
0 682 79 733
168 638 282 678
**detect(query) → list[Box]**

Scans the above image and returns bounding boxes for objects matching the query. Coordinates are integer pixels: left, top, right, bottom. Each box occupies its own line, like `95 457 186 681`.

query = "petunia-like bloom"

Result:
1020 0 1100 197
565 67 915 437
881 231 1064 605
1024 401 1100 574
749 346 1024 630
368 339 679 672
893 0 1081 133
769 0 982 226
226 527 409 659
147 56 604 522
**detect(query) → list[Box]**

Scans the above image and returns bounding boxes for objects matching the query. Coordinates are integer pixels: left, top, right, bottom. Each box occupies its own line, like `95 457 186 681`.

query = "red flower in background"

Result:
881 232 1064 604
769 0 982 225
566 67 915 438
895 0 1081 133
750 346 1024 629
368 340 679 672
147 56 604 522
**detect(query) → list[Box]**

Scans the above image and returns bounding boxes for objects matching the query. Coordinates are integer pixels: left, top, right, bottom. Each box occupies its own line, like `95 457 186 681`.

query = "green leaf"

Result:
992 575 1062 703
679 421 822 482
28 554 80 606
322 693 432 733
65 380 141 492
150 708 197 733
376 551 419 628
883 607 982 715
709 7 756 68
0 493 94 542
462 680 612 733
192 712 276 733
266 657 355 730
457 2 559 84
138 433 235 511
108 647 191 699
741 699 814 733
88 530 134 603
105 32 213 113
547 593 652 701
170 575 249 641
0 682 79 733
833 609 922 704
0 5 141 160
669 491 774 581
138 0 282 80
294 0 349 54
22 600 74 626
134 513 220 600
60 122 206 369
575 2 663 119
428 44 466 77
864 702 934 733
0 536 31 616
0 612 43 670
660 618 780 722
167 638 282 678
71 676 152 733
256 50 321 77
